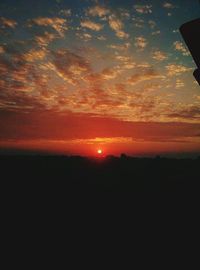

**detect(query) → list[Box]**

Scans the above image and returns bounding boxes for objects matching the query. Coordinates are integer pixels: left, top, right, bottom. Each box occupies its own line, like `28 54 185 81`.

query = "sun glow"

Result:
97 149 102 155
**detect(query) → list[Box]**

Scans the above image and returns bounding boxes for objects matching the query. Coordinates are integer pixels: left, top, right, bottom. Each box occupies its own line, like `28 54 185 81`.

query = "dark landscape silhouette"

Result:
1 154 200 193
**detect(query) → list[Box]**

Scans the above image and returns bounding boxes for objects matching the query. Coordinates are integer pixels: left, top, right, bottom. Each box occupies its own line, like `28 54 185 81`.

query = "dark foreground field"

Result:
1 155 200 192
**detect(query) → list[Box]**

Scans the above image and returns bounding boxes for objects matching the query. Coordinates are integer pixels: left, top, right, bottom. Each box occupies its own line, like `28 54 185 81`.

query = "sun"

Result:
97 149 103 155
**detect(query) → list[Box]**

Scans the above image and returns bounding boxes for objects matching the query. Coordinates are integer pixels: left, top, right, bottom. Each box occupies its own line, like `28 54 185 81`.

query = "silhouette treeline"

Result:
1 155 200 192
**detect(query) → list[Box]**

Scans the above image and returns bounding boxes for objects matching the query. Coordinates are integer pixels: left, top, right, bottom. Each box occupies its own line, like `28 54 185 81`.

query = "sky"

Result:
0 0 200 157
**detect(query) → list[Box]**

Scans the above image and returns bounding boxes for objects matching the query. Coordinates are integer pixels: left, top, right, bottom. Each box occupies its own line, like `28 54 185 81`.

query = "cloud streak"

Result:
29 17 68 36
0 17 17 28
108 15 129 39
81 20 103 31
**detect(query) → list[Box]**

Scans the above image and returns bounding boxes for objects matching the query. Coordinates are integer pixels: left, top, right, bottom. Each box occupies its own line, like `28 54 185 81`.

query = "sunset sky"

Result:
0 0 200 157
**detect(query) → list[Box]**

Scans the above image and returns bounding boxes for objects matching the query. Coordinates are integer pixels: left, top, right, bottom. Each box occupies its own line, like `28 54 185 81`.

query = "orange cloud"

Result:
175 79 185 89
152 50 168 61
166 64 192 76
0 46 5 54
101 68 121 80
108 15 129 39
23 48 47 62
87 5 110 17
108 43 130 51
29 17 68 36
128 70 165 85
135 36 148 49
0 17 17 28
173 41 190 56
51 49 90 85
35 32 56 47
81 20 103 31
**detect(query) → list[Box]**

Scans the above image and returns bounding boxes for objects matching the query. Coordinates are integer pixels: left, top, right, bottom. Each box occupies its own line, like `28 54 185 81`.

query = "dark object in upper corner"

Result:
180 18 200 85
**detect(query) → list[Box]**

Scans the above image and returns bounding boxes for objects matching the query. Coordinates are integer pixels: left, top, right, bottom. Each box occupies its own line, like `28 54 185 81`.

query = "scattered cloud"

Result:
152 50 168 61
123 62 136 70
128 69 165 85
59 9 71 16
0 50 50 106
29 17 68 36
23 48 47 62
0 0 198 129
101 68 121 80
107 43 130 51
134 5 153 14
137 62 151 68
173 41 190 56
166 64 192 76
167 105 200 121
148 20 156 29
76 32 92 41
163 2 176 9
0 17 17 28
97 35 106 41
81 20 103 31
175 79 185 89
35 31 56 47
51 49 90 85
115 55 131 62
87 5 110 17
135 36 148 49
132 17 144 28
152 30 161 35
120 10 130 19
108 15 129 39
